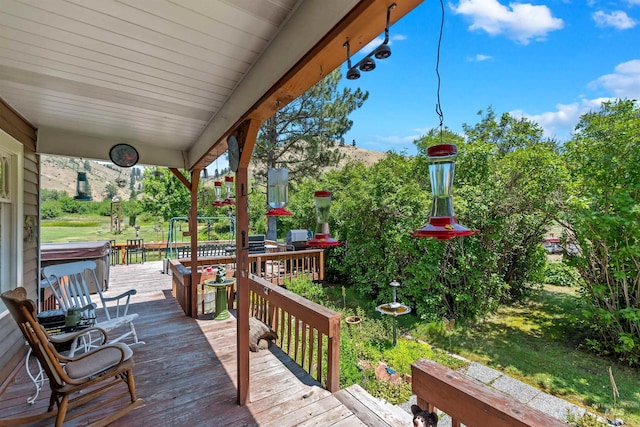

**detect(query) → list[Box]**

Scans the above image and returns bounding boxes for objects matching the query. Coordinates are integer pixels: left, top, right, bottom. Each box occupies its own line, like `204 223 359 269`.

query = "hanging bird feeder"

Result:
222 176 234 205
74 171 92 201
266 168 292 216
212 181 224 207
307 191 341 248
411 144 476 239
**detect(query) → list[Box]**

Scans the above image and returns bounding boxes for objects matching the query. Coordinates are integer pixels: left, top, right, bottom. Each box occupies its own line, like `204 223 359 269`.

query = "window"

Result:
0 130 23 314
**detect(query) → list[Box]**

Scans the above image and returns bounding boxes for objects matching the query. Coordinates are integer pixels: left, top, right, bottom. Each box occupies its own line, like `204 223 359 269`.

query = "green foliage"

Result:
40 200 63 219
321 108 565 322
284 275 325 303
253 69 368 184
363 380 412 405
252 69 368 239
563 99 640 366
41 189 69 202
543 262 583 287
382 339 433 376
139 168 192 221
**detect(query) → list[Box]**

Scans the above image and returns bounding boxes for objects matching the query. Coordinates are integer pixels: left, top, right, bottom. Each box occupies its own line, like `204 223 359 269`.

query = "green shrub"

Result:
284 274 325 303
382 339 434 376
364 379 412 405
543 262 582 287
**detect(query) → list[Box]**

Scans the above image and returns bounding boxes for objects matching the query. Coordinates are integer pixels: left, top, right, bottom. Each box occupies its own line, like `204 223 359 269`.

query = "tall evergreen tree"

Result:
252 69 368 239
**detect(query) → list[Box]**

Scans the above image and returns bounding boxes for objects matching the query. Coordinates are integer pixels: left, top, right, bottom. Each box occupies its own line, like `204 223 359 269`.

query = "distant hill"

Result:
41 145 389 201
41 156 139 202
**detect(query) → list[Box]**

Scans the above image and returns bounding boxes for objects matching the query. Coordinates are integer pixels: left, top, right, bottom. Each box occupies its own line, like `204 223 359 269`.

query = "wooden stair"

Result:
334 384 413 427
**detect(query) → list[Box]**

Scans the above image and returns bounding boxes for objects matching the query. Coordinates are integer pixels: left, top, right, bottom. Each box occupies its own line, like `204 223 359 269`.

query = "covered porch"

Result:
0 261 412 426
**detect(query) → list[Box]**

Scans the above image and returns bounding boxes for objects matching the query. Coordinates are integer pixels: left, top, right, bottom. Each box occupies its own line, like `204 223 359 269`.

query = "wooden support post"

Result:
235 119 260 405
189 168 201 318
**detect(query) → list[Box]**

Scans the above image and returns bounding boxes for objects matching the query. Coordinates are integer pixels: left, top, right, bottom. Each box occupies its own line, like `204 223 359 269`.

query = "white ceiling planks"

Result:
0 0 419 170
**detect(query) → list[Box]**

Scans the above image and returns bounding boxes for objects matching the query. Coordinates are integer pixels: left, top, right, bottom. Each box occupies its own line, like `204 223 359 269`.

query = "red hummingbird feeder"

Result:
411 144 477 240
307 191 341 248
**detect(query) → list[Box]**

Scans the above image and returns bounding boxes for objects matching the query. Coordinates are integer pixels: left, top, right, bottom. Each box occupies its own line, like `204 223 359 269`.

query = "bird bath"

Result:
375 281 411 346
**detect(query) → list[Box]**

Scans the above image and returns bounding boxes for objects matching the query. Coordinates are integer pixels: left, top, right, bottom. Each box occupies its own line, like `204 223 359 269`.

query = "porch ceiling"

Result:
0 0 422 170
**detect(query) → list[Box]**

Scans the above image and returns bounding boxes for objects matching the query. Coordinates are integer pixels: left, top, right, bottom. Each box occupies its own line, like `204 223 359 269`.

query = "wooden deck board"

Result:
1 261 412 426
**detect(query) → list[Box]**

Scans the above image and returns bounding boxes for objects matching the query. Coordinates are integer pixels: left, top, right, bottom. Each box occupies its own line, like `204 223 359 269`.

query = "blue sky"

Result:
339 0 640 155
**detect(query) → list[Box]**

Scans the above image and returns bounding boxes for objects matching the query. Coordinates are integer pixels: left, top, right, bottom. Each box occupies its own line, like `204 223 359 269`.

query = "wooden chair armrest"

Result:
102 289 137 302
50 326 108 346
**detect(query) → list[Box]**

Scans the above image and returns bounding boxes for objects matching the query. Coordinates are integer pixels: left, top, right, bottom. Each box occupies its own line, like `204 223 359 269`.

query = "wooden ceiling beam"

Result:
192 0 423 171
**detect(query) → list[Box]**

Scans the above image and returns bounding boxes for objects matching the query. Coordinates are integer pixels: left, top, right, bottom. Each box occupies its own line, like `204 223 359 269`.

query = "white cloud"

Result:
593 10 636 29
626 0 640 6
512 98 613 140
451 0 564 44
467 54 493 61
511 60 640 139
359 34 406 55
588 59 640 98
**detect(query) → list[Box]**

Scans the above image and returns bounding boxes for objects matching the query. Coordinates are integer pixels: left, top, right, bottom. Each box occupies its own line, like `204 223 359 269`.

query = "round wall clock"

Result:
228 135 240 172
109 144 139 168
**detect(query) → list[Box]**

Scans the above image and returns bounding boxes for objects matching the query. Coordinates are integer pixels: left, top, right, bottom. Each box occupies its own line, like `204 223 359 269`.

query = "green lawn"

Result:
409 285 640 426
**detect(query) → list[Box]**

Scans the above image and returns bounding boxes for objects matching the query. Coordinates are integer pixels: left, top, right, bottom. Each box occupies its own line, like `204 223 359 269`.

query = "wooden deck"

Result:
1 261 410 426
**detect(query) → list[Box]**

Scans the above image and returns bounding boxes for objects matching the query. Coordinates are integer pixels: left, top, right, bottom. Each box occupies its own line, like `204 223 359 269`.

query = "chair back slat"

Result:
43 260 100 320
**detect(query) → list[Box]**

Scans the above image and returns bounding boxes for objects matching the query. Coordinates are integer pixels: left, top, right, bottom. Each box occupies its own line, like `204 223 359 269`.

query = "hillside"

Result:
41 145 389 201
41 156 138 202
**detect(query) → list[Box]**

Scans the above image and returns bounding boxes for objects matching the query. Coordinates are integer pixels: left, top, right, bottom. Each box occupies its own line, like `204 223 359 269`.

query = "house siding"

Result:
0 98 38 384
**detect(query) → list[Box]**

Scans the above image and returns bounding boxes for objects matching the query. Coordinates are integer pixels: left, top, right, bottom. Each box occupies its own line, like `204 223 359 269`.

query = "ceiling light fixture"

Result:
343 3 396 80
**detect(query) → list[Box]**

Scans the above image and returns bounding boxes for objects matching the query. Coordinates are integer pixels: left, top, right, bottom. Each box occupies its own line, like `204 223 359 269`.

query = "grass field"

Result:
41 216 234 252
408 285 640 426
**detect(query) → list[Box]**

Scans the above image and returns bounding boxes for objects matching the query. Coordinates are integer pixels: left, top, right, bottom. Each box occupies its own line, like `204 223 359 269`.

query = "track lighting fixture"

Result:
374 44 391 59
343 3 395 80
359 56 376 72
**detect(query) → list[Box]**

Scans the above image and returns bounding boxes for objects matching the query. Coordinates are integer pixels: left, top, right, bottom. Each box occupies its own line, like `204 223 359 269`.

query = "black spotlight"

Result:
347 67 361 80
374 44 391 59
359 56 376 72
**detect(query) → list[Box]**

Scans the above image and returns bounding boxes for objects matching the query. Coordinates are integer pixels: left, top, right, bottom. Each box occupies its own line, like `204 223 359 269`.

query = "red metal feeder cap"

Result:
307 233 341 248
266 207 292 216
411 216 478 240
427 144 457 158
314 190 332 197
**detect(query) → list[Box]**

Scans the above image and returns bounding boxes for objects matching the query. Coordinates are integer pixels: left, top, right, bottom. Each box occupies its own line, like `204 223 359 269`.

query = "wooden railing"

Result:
172 249 325 317
169 260 193 316
411 359 569 427
249 274 340 393
178 248 325 285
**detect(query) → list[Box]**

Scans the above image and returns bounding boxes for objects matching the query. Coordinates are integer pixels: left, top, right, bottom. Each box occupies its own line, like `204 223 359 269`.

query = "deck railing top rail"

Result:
411 358 569 427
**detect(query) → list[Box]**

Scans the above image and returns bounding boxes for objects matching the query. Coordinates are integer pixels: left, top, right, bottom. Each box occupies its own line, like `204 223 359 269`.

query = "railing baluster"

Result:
248 275 340 392
301 322 307 371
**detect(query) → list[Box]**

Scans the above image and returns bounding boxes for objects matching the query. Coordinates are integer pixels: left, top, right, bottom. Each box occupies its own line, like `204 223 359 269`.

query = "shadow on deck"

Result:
0 261 376 426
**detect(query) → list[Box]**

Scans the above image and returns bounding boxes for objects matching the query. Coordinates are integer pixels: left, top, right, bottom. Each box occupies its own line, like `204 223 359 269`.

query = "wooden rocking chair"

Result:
1 287 142 427
42 260 144 350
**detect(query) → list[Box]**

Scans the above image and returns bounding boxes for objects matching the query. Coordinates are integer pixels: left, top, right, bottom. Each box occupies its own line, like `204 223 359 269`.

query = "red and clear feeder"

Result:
411 144 477 240
266 168 292 216
222 176 234 205
212 181 224 207
307 191 341 247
